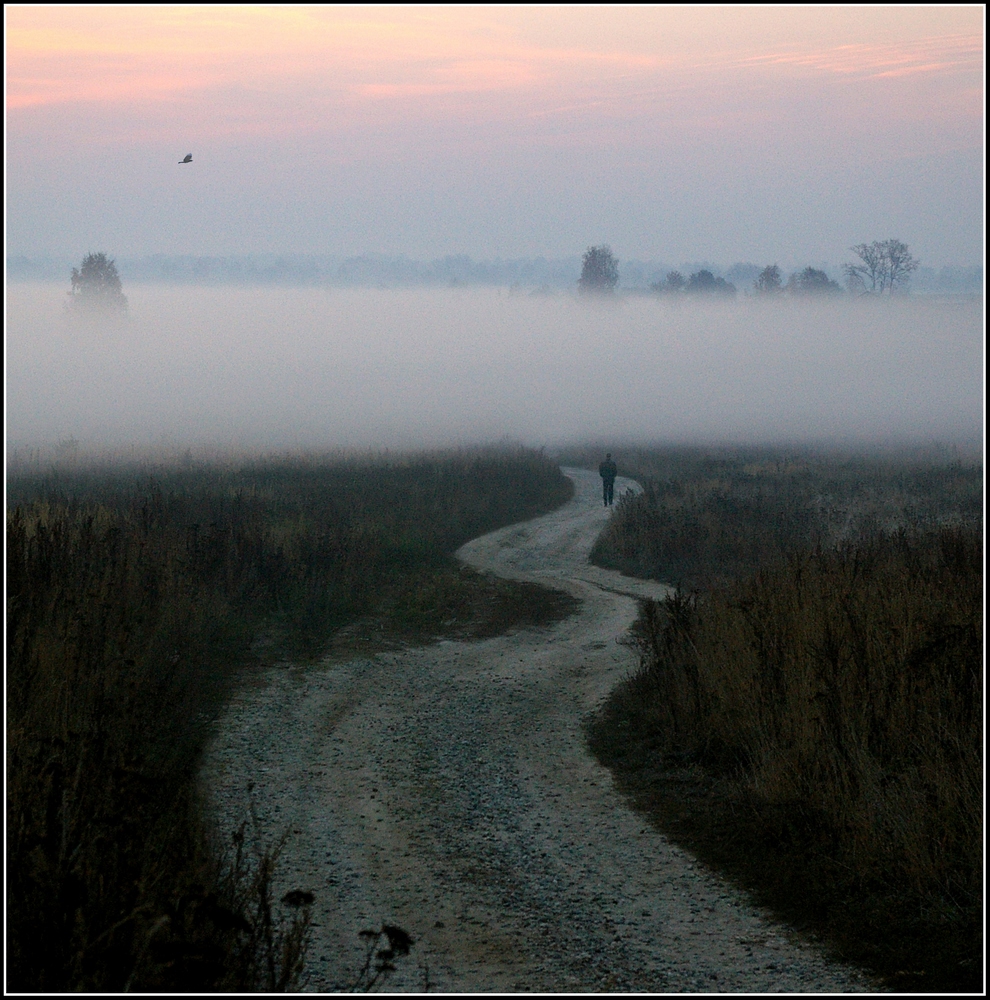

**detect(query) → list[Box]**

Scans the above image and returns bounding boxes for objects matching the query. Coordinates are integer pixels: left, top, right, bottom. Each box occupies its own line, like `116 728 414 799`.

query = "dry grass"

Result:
588 526 982 991
564 443 982 589
6 447 575 991
579 444 982 990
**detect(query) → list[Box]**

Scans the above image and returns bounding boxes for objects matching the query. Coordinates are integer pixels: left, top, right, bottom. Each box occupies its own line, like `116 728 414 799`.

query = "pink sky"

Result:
6 5 984 264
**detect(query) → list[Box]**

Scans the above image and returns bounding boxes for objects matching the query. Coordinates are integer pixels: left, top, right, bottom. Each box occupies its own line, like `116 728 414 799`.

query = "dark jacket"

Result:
599 459 617 482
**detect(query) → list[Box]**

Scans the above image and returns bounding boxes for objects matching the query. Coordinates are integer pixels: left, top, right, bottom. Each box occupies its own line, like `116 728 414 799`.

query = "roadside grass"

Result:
578 445 982 992
6 447 576 992
563 442 981 589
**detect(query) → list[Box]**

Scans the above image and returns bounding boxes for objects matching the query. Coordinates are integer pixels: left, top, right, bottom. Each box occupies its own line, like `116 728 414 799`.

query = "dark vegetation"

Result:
579 444 981 590
752 265 843 297
15 242 977 294
569 444 983 992
646 238 916 298
67 251 128 313
846 239 920 296
578 244 620 295
651 268 736 297
7 448 576 992
352 924 418 992
786 266 842 295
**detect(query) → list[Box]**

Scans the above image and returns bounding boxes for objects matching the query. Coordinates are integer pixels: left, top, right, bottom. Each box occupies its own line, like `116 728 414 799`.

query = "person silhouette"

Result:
599 453 617 506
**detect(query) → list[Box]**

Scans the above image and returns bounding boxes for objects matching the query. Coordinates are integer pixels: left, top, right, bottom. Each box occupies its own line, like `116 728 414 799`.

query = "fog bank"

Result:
7 286 982 456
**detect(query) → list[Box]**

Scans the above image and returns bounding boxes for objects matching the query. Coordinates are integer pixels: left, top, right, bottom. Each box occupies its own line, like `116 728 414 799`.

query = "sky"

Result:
5 5 985 266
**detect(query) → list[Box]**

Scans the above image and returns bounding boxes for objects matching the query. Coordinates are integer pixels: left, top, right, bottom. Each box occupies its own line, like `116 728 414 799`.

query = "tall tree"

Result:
883 239 921 292
68 252 128 312
578 245 619 295
846 239 919 295
651 271 686 295
788 267 842 295
753 265 782 295
687 270 736 297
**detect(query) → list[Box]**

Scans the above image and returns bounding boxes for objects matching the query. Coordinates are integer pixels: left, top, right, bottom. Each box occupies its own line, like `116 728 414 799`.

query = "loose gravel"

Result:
201 468 878 992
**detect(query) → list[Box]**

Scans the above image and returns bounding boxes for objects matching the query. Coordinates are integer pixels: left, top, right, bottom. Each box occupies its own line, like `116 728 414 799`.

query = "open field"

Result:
8 442 981 991
578 444 983 991
6 448 574 991
562 442 982 590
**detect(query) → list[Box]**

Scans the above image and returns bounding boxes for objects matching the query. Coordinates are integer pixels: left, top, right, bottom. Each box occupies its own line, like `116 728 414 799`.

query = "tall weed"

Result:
579 444 982 988
573 444 981 588
7 448 573 990
589 525 982 989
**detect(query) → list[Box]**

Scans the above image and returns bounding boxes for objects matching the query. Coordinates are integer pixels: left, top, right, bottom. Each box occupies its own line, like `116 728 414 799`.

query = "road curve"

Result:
201 468 874 992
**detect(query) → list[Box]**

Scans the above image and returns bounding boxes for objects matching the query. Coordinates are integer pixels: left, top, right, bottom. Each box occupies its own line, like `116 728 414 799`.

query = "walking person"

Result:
599 453 618 506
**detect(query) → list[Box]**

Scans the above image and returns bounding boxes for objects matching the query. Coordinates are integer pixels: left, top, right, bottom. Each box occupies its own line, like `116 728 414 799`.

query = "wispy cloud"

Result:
735 33 981 80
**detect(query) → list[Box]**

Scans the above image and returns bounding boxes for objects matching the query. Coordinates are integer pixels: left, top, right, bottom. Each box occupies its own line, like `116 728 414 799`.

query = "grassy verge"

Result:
562 443 981 589
576 445 982 992
7 447 576 991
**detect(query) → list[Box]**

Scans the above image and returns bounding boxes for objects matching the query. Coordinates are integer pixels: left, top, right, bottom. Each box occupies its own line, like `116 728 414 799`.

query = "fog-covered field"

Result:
7 285 982 455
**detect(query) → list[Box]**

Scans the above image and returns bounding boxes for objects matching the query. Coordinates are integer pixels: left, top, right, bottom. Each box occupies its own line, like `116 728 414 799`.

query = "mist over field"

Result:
6 285 982 457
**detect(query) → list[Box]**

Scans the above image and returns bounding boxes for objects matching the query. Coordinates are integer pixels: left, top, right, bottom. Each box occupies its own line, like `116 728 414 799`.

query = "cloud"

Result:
735 33 981 80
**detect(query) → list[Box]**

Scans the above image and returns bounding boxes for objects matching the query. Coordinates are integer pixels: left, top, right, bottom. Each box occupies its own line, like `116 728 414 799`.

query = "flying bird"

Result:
179 154 192 164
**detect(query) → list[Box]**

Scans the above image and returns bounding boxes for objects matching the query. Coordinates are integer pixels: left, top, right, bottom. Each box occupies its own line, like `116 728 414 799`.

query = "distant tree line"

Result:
752 265 842 297
749 241 918 298
651 268 737 298
581 237 921 299
60 242 921 309
8 238 950 295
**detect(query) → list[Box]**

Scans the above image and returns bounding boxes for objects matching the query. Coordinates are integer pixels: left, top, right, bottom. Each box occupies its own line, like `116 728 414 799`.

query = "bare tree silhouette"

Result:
846 239 919 295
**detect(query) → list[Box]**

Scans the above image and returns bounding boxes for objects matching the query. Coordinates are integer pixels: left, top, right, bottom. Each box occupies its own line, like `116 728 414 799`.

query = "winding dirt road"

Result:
202 469 873 992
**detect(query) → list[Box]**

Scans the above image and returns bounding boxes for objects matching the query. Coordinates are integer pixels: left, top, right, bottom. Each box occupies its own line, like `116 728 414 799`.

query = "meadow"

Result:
577 444 982 991
6 447 575 991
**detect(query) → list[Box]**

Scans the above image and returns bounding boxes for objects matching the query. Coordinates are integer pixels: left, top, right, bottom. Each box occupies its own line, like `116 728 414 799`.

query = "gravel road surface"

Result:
201 468 876 992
